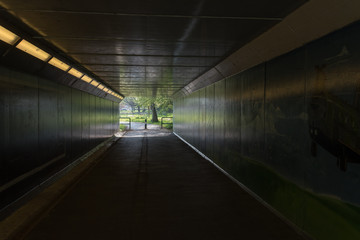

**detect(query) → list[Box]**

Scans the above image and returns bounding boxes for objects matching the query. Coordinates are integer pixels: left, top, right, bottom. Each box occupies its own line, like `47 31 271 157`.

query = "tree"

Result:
135 97 159 122
155 97 173 115
151 102 158 122
122 97 137 113
122 96 173 122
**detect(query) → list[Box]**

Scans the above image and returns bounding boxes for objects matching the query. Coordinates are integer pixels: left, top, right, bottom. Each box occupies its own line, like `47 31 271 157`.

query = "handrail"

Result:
161 117 173 129
119 117 131 130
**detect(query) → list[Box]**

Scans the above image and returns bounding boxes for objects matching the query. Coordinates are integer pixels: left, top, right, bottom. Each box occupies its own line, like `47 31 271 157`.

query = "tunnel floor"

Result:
22 129 305 240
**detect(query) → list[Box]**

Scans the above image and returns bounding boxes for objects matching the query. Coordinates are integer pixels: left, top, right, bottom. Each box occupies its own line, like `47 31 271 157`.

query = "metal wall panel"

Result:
8 71 39 180
214 80 225 166
265 50 306 184
264 50 306 228
224 74 241 171
57 84 72 163
0 67 10 184
173 21 360 240
205 84 215 161
89 95 97 148
71 89 82 159
81 92 90 152
302 22 360 239
0 65 119 192
38 78 61 165
240 65 265 164
199 88 206 154
190 91 200 149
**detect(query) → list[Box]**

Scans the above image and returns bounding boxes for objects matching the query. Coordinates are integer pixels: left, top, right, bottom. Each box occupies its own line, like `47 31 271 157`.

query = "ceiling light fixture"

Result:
16 40 51 61
81 75 92 83
0 25 20 45
90 80 99 87
68 68 84 79
48 57 70 71
0 26 123 100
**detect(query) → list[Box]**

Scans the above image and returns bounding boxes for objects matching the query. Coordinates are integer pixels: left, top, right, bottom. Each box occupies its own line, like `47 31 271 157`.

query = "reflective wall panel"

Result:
0 65 119 189
173 21 360 240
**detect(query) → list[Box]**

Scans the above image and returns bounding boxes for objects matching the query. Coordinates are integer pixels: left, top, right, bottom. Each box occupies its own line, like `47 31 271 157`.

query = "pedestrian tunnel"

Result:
1 1 360 240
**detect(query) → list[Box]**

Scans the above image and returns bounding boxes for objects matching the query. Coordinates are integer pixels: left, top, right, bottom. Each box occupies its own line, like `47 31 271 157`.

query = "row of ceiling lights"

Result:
0 25 123 100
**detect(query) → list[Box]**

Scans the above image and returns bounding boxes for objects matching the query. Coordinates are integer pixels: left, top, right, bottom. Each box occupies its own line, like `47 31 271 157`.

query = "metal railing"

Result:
161 117 173 129
119 117 131 130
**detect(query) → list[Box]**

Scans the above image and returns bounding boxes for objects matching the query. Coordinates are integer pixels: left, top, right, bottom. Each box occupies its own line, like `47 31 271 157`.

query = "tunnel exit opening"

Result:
119 97 173 131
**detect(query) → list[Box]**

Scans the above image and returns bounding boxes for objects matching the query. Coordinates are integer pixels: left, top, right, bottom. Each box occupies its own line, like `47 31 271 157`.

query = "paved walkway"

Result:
23 129 305 240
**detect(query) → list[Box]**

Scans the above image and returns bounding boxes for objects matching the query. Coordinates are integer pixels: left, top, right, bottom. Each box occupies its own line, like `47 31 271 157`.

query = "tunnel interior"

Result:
1 1 360 240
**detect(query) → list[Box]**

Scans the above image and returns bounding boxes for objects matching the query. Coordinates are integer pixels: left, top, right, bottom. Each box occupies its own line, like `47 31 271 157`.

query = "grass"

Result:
119 124 128 131
163 123 173 129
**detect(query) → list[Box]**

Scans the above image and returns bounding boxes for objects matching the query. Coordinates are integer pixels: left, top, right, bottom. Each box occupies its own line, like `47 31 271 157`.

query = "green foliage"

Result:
163 123 173 129
119 124 127 131
154 97 173 114
120 96 173 114
120 97 173 122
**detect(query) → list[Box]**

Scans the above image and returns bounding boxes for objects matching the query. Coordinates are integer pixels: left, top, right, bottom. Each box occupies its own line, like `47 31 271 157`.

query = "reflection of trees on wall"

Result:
309 65 360 171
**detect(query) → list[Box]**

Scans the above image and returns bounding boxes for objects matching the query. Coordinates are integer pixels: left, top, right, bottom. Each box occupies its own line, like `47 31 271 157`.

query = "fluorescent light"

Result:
90 80 99 87
0 25 20 45
48 57 70 71
103 87 109 92
68 68 84 78
81 75 92 83
16 40 51 61
97 84 105 90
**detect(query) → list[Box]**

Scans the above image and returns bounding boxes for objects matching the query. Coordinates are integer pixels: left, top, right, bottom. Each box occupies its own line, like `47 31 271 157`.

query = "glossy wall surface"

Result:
0 65 119 187
174 21 360 240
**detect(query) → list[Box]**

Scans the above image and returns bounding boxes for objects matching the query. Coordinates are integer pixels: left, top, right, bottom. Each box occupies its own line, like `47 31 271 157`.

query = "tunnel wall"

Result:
174 21 360 240
0 65 119 188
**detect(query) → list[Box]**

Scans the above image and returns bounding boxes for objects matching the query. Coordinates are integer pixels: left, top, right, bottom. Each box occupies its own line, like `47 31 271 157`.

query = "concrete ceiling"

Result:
0 0 306 97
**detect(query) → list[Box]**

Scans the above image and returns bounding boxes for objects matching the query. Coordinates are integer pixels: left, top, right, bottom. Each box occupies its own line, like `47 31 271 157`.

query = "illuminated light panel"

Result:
48 57 70 71
97 84 105 90
81 75 92 83
16 40 51 61
103 87 109 92
0 25 20 45
90 80 99 87
69 68 84 78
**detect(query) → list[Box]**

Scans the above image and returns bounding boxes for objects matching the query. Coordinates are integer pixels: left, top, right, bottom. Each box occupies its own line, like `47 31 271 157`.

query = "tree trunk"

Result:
137 106 140 113
151 103 158 122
